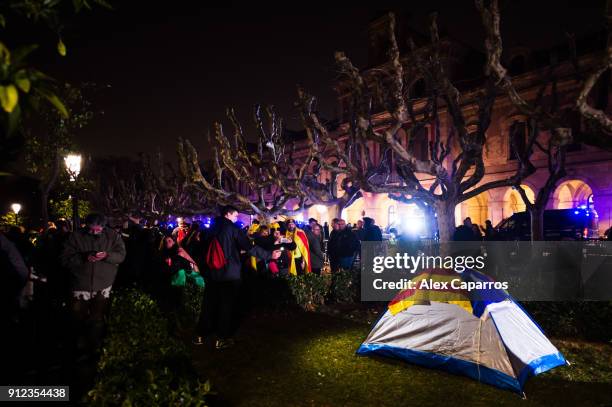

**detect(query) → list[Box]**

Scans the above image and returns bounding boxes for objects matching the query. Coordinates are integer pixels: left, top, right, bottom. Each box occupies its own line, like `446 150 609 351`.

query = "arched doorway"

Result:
341 197 365 225
502 184 535 219
553 180 593 209
456 192 490 228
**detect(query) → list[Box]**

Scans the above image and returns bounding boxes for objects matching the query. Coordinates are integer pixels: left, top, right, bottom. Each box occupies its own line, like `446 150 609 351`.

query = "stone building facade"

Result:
296 15 612 237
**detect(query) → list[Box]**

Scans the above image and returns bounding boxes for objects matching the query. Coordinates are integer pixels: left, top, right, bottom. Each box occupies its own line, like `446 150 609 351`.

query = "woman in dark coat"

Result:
159 236 199 327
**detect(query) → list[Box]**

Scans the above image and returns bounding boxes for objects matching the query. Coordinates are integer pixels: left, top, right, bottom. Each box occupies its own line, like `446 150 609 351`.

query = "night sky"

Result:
22 0 606 159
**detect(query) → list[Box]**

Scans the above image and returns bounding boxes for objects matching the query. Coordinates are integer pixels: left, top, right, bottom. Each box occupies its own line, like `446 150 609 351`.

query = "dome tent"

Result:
357 269 567 394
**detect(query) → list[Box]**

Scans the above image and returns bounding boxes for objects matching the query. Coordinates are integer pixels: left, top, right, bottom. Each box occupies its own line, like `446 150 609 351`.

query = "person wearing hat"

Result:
285 218 311 275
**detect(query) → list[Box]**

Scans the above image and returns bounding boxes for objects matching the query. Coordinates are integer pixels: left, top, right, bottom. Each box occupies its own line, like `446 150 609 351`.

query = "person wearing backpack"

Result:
193 205 281 349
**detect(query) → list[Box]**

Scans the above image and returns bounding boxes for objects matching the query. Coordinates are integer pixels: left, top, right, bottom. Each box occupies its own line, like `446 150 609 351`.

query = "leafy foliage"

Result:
49 197 90 220
87 289 212 406
0 0 110 164
329 268 359 304
0 211 18 227
0 42 67 138
522 301 612 342
24 83 94 175
183 277 204 325
285 273 331 311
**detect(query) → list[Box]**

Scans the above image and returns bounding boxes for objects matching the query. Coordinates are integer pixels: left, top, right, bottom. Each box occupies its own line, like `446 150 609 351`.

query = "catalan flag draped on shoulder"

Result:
285 220 311 275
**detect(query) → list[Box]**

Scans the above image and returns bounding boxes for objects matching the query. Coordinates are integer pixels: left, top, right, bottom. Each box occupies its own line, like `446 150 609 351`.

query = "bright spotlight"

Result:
64 154 82 181
11 203 21 214
314 204 327 215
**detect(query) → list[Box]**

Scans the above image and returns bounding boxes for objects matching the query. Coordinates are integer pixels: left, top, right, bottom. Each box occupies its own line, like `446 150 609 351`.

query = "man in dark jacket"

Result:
362 217 383 241
61 213 126 357
0 232 30 384
327 219 359 271
116 214 148 288
194 205 280 349
307 224 325 274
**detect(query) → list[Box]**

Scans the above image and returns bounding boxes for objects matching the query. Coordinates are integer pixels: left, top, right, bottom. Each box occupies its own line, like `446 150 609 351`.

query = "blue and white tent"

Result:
357 271 567 394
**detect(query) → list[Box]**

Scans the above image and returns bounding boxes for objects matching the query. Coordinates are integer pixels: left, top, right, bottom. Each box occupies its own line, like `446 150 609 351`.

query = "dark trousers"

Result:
294 258 305 275
71 295 110 357
197 280 241 339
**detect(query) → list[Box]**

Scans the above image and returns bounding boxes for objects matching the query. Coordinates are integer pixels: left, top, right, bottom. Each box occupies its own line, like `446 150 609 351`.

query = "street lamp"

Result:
64 154 82 181
11 203 21 215
64 154 82 229
11 203 21 225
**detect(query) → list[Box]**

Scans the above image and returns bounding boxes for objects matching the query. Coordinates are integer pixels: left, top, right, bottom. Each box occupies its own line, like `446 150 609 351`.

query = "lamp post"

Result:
64 154 82 230
11 203 21 225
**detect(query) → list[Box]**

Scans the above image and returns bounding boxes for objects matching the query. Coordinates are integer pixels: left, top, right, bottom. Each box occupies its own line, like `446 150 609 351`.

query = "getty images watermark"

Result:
371 252 509 291
360 241 612 302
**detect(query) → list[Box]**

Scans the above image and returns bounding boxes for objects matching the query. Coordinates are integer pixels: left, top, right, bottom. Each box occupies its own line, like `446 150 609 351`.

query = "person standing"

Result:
307 223 325 275
116 213 148 288
481 220 497 241
285 218 311 275
453 217 477 241
61 213 126 359
194 206 280 349
0 232 29 384
354 219 365 241
362 217 382 241
327 219 359 271
159 235 201 329
323 222 330 240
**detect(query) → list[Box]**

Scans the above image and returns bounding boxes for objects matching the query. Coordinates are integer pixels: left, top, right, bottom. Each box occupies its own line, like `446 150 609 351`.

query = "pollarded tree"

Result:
178 105 359 220
90 152 214 221
298 12 536 242
476 0 608 239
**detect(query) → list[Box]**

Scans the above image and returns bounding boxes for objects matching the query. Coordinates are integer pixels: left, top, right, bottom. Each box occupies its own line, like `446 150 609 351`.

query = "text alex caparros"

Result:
370 253 510 291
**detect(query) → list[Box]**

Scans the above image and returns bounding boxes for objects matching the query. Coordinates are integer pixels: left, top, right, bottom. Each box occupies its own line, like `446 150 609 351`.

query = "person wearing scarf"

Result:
285 218 311 275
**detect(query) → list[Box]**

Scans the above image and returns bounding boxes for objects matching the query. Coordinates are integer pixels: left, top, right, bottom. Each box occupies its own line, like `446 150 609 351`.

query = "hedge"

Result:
87 289 212 406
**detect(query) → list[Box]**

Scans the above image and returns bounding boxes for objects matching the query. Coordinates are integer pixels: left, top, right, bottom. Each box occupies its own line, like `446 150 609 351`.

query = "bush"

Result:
329 268 359 304
521 301 612 342
286 273 331 311
182 278 205 327
87 289 212 406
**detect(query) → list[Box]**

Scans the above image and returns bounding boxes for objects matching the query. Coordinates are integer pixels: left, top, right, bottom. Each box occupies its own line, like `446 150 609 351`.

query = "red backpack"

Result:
206 236 226 270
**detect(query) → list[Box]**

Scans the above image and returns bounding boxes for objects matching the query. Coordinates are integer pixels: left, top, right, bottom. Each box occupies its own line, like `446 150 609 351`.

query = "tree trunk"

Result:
40 190 49 229
39 151 61 230
72 195 80 230
530 206 545 241
434 200 457 243
335 202 345 220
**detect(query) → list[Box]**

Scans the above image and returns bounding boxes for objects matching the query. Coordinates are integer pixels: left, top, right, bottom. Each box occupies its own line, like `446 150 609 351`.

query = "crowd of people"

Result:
452 217 497 241
0 206 389 383
2 202 513 386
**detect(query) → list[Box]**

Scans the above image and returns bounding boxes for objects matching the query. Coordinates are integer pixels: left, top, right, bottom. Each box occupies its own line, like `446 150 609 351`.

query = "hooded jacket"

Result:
61 227 126 292
207 216 271 281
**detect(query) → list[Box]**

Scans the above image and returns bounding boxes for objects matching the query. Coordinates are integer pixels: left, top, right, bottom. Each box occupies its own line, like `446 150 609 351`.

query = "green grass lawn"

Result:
190 309 612 407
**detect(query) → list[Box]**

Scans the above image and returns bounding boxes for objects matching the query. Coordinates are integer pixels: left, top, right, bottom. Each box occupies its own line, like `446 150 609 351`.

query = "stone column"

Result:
594 191 612 235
